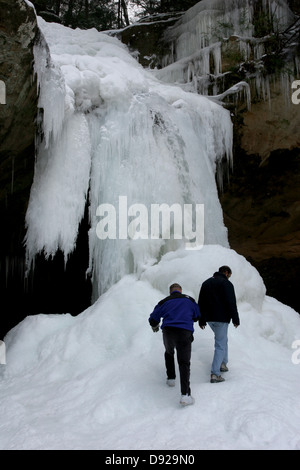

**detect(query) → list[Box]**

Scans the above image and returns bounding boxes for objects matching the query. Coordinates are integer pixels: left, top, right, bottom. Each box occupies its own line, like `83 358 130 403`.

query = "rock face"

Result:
0 0 38 236
0 0 37 159
0 1 91 339
117 12 183 68
220 83 300 313
216 17 300 313
0 0 38 337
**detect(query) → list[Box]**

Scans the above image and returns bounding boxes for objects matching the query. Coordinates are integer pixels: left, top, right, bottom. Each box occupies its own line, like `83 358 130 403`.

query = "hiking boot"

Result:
166 379 175 387
180 394 195 406
210 374 225 383
220 363 228 372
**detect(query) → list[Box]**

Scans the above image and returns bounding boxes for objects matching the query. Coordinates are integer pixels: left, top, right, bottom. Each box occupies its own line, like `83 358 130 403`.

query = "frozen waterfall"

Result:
25 16 233 301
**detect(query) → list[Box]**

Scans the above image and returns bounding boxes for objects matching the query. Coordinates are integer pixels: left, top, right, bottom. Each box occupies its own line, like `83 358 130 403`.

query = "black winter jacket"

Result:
198 272 240 326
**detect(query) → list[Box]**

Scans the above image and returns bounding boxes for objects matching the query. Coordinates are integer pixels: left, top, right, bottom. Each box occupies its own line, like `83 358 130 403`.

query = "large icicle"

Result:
87 87 232 298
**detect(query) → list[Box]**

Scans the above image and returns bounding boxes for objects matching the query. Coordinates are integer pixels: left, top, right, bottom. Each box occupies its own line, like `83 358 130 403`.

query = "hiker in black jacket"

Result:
198 266 240 383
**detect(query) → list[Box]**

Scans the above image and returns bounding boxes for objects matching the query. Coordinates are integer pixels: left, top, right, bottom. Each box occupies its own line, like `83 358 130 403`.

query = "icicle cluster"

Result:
155 0 297 103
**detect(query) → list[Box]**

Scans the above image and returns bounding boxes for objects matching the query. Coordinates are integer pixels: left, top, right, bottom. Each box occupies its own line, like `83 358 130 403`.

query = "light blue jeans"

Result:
208 322 228 376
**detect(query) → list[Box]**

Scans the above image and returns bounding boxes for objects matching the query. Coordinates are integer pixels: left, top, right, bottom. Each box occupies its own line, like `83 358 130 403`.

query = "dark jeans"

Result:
162 327 193 396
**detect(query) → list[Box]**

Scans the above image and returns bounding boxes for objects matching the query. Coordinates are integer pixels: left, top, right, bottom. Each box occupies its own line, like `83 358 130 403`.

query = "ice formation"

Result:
155 0 297 101
25 15 235 300
25 0 299 302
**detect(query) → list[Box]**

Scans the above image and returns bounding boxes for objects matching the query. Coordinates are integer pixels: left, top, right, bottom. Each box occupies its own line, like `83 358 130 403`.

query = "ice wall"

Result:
155 0 296 98
25 17 233 301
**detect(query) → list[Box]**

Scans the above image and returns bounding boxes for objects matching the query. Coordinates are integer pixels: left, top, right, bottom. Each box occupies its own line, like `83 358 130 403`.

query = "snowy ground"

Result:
2 3 299 451
0 246 299 450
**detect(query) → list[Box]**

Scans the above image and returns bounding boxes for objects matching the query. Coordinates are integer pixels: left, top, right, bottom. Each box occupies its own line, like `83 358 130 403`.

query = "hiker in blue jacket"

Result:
149 283 201 406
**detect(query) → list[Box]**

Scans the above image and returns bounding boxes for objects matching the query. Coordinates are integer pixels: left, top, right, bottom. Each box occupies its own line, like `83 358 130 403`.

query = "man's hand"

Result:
152 325 159 332
233 324 239 328
199 325 206 330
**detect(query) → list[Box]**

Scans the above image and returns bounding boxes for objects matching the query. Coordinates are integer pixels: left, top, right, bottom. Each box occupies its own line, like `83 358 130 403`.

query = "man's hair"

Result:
169 283 182 293
219 265 232 275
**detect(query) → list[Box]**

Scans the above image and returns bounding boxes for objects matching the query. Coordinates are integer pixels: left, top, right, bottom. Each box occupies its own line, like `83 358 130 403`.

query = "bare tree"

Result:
117 0 130 27
121 0 130 25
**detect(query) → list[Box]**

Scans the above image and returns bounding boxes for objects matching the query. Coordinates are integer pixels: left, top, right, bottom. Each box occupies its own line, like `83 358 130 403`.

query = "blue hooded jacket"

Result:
149 291 201 332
